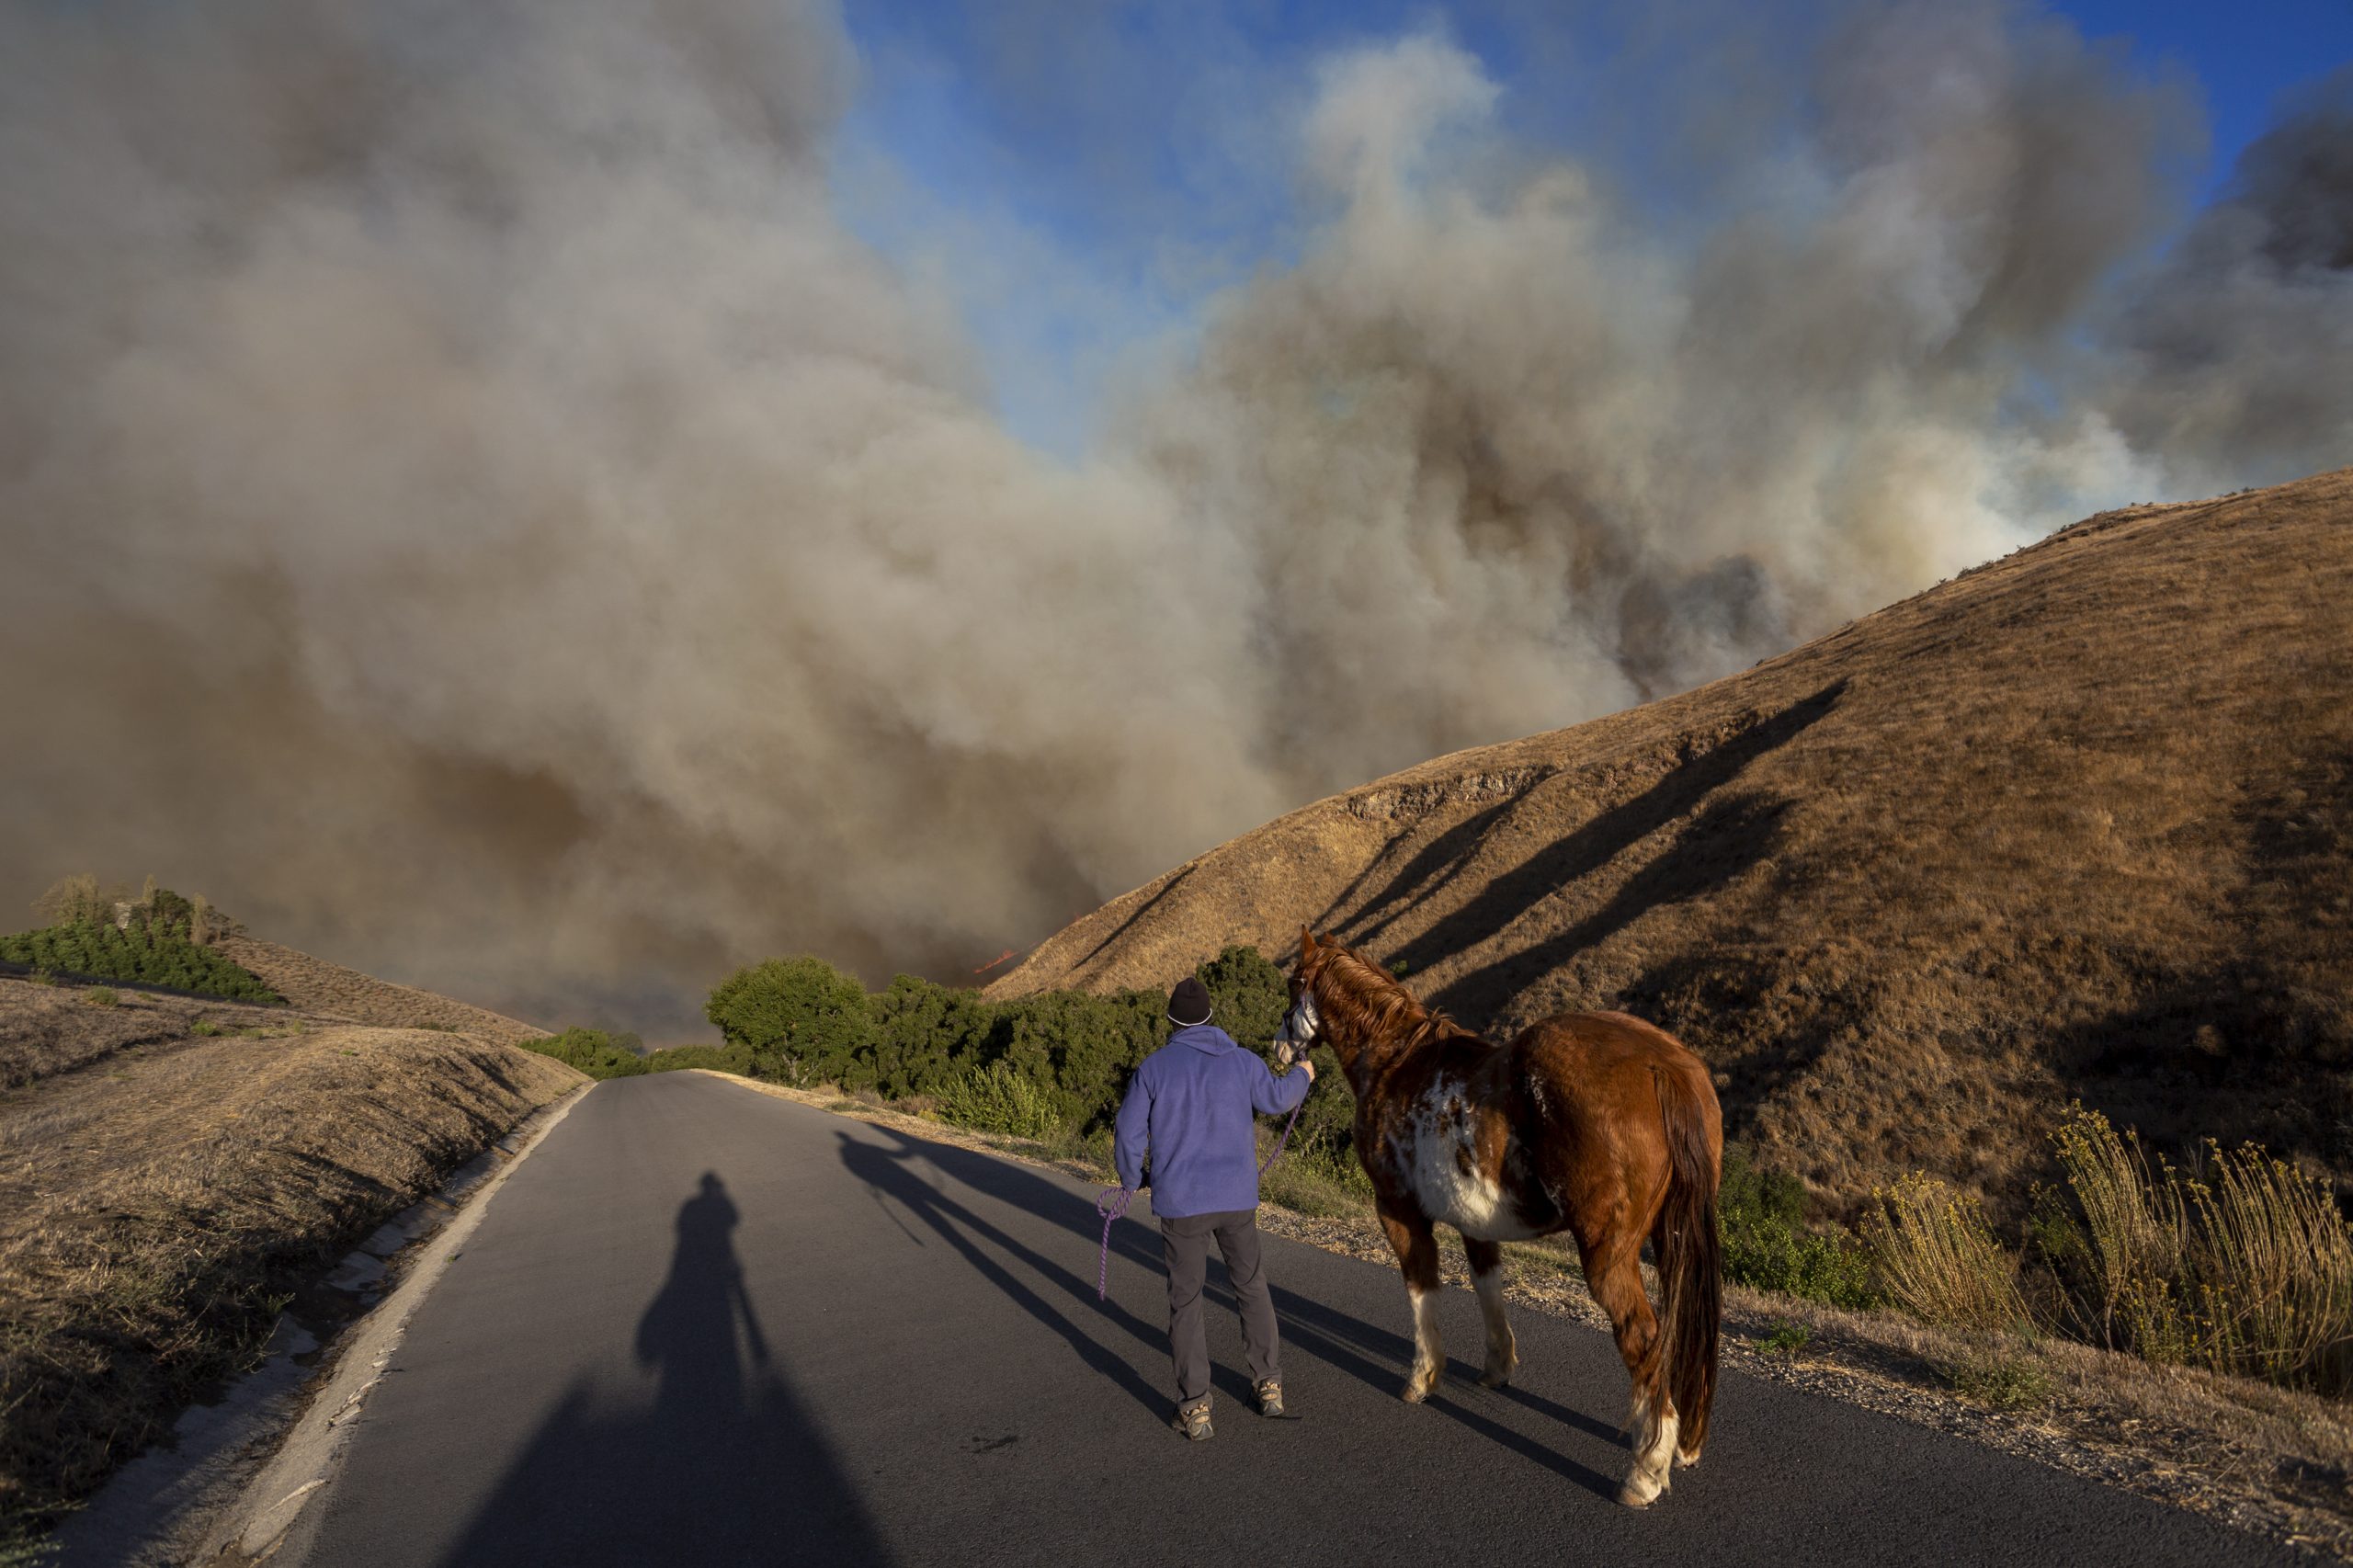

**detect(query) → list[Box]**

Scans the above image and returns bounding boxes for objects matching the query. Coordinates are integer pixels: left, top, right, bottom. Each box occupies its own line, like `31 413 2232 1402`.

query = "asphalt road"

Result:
278 1071 2310 1568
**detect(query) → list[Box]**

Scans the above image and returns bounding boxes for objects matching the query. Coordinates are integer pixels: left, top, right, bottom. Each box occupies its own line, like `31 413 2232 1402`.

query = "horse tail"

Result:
1653 1064 1721 1455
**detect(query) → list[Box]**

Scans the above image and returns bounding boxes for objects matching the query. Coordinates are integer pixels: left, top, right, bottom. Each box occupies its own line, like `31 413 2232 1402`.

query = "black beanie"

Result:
1167 976 1213 1027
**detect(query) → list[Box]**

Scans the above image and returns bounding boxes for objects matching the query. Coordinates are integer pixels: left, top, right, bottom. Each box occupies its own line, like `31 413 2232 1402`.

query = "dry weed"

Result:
2052 1105 2353 1392
1866 1172 2029 1333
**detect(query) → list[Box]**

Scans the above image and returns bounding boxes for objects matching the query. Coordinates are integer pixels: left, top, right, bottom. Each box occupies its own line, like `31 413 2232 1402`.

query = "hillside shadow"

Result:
436 1174 887 1567
1433 790 1795 1021
1612 950 1855 1144
2021 744 2353 1180
1387 682 1841 1004
1074 869 1194 970
1330 788 1544 949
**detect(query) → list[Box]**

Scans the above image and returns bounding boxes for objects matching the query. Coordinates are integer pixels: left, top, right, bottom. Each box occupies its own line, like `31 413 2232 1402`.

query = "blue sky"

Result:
829 0 2353 458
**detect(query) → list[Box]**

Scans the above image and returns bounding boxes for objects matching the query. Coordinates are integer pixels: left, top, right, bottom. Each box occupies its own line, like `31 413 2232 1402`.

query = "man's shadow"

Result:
634 1172 770 1408
438 1173 886 1567
835 1130 1170 1417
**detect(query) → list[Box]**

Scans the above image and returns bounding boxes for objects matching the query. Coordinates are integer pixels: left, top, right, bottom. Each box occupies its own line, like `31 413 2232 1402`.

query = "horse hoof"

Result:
1675 1448 1700 1470
1478 1369 1512 1390
1401 1382 1428 1404
1618 1472 1667 1509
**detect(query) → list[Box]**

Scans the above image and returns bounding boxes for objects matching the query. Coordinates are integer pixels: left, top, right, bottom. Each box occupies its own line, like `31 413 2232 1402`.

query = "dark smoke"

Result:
2098 65 2353 484
1 1 2343 1035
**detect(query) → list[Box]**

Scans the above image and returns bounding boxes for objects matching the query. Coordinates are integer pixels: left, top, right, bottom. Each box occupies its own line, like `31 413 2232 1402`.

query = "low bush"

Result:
643 1041 759 1075
85 988 117 1008
705 957 874 1085
1260 1134 1373 1219
522 1028 648 1080
0 880 279 1003
935 1061 1064 1141
1718 1146 1877 1309
1943 1345 2053 1410
703 943 1313 1143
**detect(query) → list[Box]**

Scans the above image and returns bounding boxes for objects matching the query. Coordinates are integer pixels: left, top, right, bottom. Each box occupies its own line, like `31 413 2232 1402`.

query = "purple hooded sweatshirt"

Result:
1112 1024 1312 1218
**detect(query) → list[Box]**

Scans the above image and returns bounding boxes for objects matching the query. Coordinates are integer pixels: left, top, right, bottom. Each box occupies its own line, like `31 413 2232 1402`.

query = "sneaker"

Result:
1255 1379 1285 1418
1172 1403 1213 1442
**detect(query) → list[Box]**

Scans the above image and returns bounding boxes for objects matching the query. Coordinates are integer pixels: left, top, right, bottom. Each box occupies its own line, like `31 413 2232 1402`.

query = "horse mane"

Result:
1304 938 1473 1056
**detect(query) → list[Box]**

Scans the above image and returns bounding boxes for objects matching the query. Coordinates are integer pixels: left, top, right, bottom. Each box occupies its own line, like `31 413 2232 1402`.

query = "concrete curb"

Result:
53 1082 595 1566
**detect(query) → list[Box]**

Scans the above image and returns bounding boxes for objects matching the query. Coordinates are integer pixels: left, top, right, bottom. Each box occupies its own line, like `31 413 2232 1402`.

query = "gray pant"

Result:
1159 1209 1279 1412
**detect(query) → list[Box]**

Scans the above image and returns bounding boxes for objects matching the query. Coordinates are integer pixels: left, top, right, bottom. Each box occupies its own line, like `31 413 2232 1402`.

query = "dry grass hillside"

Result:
0 960 581 1537
993 468 2353 1214
210 930 546 1044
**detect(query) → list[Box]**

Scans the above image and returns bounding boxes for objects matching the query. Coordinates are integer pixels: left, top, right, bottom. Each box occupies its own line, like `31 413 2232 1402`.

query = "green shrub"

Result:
643 1041 760 1075
1718 1146 1878 1309
706 957 875 1085
85 988 117 1008
522 1028 648 1080
1197 943 1288 1051
700 941 1348 1155
988 987 1164 1127
935 1061 1064 1141
0 881 279 1004
1943 1346 2052 1409
867 975 995 1096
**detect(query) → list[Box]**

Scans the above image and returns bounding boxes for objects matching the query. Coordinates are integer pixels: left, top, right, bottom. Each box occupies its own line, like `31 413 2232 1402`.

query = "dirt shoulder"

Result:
709 1075 2353 1562
0 974 582 1539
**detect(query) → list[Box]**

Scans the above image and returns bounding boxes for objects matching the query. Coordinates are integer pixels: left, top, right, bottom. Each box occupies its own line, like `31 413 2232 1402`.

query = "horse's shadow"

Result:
1249 1283 1620 1499
835 1122 1619 1496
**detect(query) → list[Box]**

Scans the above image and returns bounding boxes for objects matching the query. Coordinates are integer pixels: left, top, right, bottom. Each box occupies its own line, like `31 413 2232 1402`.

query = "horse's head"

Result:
1282 926 1456 1071
1274 926 1348 1064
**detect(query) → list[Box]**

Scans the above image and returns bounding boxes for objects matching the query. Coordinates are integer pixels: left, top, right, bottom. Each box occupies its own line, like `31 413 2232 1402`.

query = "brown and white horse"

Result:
1274 930 1722 1506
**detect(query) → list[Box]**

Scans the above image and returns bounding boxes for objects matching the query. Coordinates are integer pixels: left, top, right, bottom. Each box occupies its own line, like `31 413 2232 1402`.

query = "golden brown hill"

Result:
0 944 577 1532
992 469 2353 1211
210 931 545 1045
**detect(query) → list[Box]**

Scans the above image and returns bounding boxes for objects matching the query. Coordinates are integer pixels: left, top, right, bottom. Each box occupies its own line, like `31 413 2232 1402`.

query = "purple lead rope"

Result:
1094 1186 1135 1301
1097 1096 1303 1302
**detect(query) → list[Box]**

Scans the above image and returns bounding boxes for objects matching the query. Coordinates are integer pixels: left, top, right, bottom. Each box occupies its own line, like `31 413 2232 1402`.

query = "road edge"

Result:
194 1081 595 1564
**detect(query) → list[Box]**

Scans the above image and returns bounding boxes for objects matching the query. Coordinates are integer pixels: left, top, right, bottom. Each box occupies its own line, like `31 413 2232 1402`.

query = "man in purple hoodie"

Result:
1113 974 1315 1441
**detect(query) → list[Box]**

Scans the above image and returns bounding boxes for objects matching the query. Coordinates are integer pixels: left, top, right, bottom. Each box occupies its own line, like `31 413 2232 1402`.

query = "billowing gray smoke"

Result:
2 1 2345 1034
2097 64 2353 485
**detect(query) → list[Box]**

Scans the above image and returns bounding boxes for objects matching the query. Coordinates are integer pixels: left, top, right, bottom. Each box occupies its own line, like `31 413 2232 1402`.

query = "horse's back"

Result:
1507 1009 1721 1153
1512 1007 1705 1077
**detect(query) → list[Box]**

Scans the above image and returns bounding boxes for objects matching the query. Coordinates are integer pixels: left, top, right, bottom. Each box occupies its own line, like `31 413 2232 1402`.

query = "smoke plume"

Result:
2 1 2345 1034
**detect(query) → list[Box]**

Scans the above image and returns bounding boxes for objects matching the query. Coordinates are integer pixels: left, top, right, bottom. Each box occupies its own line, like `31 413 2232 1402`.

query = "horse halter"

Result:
1271 990 1321 1066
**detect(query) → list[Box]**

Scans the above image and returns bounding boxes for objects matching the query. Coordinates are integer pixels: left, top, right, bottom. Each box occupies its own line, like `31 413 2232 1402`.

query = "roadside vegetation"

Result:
0 876 280 1004
517 1028 759 1080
